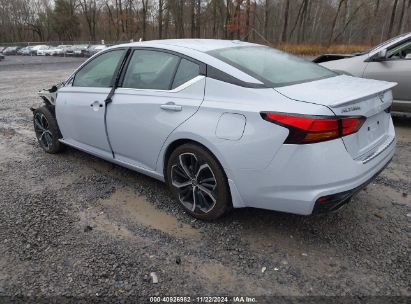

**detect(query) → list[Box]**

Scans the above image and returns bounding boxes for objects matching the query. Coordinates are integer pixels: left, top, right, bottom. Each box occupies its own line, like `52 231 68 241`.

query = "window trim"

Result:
386 38 411 61
367 38 411 62
70 47 129 88
118 47 206 91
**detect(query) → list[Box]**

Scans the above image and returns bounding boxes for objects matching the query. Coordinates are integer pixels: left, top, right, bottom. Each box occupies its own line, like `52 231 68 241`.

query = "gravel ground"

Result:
0 56 410 301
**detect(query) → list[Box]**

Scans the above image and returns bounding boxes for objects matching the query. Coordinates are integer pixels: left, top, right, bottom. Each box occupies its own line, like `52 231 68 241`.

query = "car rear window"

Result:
208 46 337 87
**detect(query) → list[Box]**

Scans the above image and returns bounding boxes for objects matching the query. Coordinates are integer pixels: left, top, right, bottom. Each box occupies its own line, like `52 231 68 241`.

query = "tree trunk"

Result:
190 0 195 37
164 4 169 39
158 0 163 39
397 0 406 35
245 0 250 41
329 0 346 46
388 0 399 38
281 0 290 42
142 0 148 40
224 0 231 39
235 0 241 39
196 0 201 37
264 0 269 39
212 0 217 37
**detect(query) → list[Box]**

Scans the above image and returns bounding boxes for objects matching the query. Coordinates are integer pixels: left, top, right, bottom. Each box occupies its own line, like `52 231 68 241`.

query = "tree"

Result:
388 0 399 38
52 0 79 41
281 0 290 42
79 0 98 41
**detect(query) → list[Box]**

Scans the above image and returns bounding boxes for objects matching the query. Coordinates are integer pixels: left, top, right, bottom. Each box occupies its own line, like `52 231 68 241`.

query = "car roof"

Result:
124 39 256 52
112 39 264 84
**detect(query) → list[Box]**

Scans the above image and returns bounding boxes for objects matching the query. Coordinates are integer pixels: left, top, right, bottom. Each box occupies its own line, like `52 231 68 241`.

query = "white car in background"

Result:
33 40 396 220
31 45 49 56
44 45 72 56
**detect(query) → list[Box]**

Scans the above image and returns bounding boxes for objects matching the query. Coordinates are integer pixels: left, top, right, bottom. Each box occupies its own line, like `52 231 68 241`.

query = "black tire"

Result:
166 143 232 220
33 106 63 154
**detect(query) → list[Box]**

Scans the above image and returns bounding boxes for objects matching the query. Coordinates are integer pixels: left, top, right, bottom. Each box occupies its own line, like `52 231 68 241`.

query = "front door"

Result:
363 38 411 102
56 49 127 156
107 49 205 171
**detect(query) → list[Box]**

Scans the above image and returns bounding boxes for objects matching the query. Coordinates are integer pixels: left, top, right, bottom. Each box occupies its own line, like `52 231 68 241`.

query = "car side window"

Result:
73 49 125 87
387 39 411 60
171 59 200 89
122 50 180 90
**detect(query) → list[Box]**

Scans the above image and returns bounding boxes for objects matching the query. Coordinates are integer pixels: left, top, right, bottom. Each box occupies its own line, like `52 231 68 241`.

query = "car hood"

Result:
274 75 397 108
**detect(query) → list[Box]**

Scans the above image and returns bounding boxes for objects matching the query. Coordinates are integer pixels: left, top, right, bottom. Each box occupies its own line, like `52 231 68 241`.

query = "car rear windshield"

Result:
208 46 337 87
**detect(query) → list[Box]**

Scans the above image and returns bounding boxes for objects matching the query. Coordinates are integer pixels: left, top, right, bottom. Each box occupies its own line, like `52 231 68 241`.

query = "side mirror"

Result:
374 49 387 61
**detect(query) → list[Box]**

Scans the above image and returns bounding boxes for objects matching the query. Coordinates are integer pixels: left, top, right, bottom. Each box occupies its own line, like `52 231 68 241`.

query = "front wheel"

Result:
166 144 232 220
33 106 63 154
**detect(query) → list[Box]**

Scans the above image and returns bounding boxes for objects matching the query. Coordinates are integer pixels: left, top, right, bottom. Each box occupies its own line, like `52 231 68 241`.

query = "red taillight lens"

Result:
341 116 366 136
261 112 366 144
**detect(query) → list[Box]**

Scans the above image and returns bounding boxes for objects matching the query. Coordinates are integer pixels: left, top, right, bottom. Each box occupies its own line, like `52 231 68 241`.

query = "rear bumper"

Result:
230 134 395 215
311 157 392 214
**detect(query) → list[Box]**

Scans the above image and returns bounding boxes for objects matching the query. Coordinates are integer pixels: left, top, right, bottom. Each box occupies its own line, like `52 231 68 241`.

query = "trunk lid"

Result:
275 75 397 159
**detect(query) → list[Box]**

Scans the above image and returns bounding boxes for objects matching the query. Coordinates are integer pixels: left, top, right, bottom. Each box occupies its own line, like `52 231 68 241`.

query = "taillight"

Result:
261 112 366 144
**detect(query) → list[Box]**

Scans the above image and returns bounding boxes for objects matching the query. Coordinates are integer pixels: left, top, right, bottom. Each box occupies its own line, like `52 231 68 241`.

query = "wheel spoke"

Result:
199 177 216 184
172 180 192 189
43 131 53 147
41 114 49 129
34 118 45 132
179 154 194 179
191 186 197 212
195 164 210 180
197 185 216 204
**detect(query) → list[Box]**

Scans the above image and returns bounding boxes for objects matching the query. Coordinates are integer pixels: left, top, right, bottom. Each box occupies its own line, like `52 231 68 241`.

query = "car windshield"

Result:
208 46 337 87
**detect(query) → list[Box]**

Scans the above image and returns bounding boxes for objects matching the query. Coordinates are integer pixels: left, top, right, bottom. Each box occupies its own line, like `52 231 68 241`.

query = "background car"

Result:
36 45 51 56
19 46 33 56
314 33 411 113
0 53 4 61
33 40 396 220
48 45 72 56
0 46 5 53
28 44 49 56
65 44 89 57
3 46 20 55
83 44 107 57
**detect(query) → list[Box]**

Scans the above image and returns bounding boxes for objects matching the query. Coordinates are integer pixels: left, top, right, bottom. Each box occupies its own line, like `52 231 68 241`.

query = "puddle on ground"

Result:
190 259 296 295
79 209 138 241
102 188 200 238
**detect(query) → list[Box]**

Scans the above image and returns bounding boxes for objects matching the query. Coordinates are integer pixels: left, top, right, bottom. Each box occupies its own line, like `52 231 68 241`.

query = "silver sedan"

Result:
315 33 411 113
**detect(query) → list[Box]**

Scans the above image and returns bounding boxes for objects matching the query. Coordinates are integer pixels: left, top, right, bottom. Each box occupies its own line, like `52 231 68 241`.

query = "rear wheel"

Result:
33 106 63 154
166 144 231 220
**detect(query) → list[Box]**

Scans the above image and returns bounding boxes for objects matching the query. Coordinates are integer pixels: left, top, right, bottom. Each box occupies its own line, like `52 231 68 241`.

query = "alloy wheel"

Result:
171 153 218 214
34 113 53 150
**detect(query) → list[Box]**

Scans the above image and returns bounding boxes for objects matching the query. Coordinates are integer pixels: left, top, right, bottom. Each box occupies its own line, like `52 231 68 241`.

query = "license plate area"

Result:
341 111 390 159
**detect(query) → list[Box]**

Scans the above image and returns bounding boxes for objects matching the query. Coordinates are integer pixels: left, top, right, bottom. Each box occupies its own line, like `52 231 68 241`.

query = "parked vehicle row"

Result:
0 44 108 57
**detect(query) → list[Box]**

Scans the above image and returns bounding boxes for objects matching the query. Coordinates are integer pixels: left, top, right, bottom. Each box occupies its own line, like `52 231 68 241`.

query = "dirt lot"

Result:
0 56 410 301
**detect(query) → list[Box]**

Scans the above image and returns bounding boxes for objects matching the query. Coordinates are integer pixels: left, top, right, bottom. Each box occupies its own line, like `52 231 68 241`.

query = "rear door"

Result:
107 49 205 171
363 38 411 102
56 49 126 156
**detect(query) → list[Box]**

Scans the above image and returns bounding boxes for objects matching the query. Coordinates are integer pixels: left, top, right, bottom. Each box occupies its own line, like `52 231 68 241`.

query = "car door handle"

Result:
160 102 182 111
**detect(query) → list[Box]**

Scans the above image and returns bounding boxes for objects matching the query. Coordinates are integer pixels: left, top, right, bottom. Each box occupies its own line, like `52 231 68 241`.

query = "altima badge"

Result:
342 106 361 113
